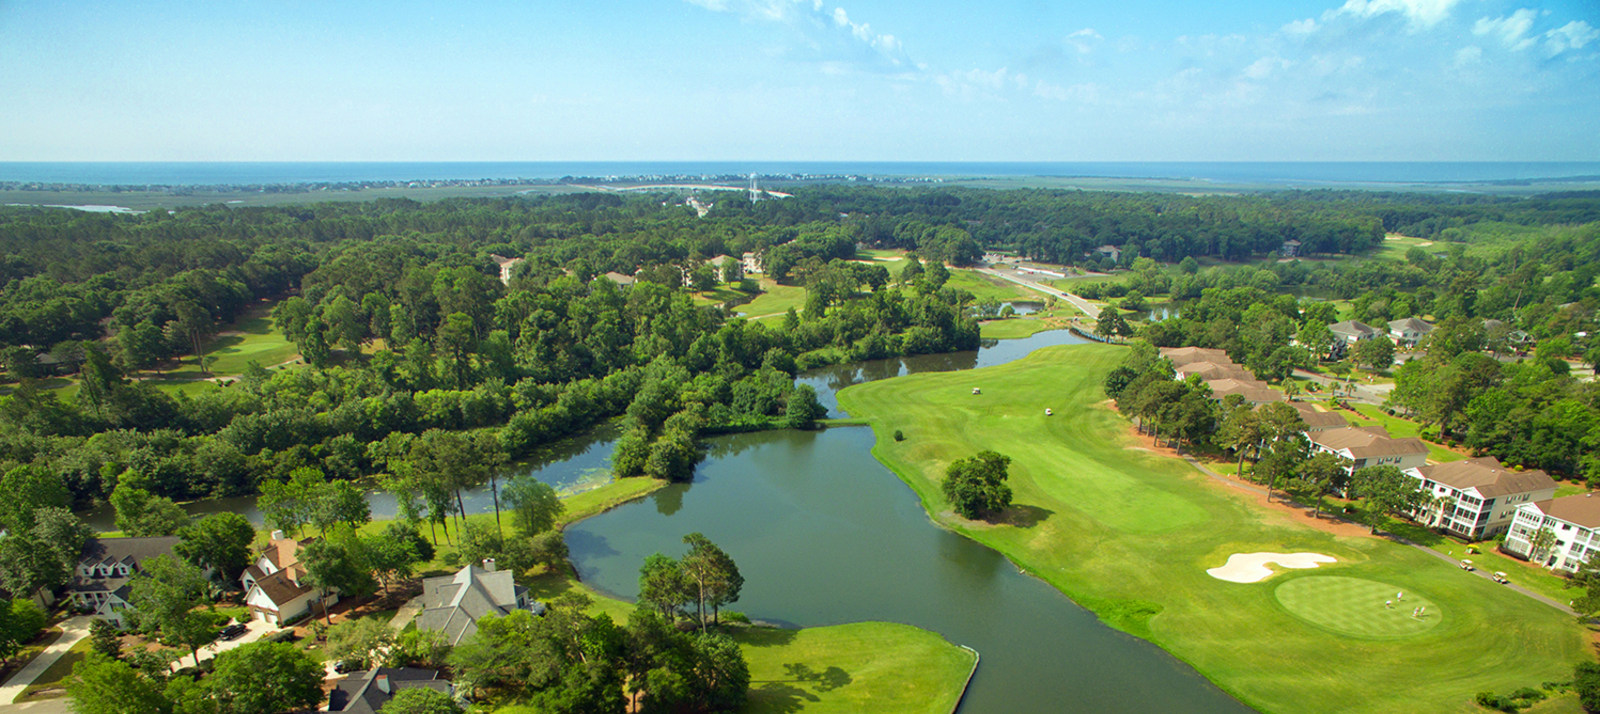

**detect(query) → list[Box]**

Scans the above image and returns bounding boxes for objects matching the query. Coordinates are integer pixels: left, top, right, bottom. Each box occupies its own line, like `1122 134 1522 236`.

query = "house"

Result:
1327 320 1382 358
1093 245 1122 263
1503 494 1600 572
741 251 763 274
68 537 183 628
1482 319 1534 349
1307 426 1429 474
1158 346 1232 367
328 667 454 714
1278 401 1349 432
1404 457 1556 540
1387 317 1435 347
706 254 735 268
241 534 337 627
1174 361 1255 382
1280 239 1302 257
415 562 545 646
600 271 636 287
1204 378 1284 406
487 254 523 286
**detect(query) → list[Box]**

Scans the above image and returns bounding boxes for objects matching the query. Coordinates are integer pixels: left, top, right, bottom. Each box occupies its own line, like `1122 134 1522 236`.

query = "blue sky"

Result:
1 0 1595 161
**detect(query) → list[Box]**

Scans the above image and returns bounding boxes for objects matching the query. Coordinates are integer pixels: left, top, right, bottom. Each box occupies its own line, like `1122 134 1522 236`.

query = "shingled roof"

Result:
1414 457 1555 498
1159 346 1231 367
1310 426 1428 459
1529 494 1600 531
328 667 452 714
70 537 181 599
415 564 541 646
1271 401 1349 429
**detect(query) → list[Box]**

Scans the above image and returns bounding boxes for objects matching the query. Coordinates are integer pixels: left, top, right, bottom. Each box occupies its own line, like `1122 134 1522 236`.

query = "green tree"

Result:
174 513 256 582
783 384 825 430
1529 527 1558 562
0 465 70 534
257 467 324 538
127 554 212 667
66 654 170 714
1350 465 1425 535
680 532 743 631
208 641 323 714
380 687 463 714
0 532 68 597
941 451 1014 520
300 536 374 623
89 618 123 659
1352 336 1395 370
324 616 394 670
1575 661 1600 713
110 480 190 537
639 553 691 624
300 317 332 369
362 523 433 597
502 476 564 535
310 480 371 536
1293 452 1349 518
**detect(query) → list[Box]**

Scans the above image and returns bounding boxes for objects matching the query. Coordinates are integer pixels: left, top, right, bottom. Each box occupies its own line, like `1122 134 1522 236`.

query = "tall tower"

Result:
748 173 760 203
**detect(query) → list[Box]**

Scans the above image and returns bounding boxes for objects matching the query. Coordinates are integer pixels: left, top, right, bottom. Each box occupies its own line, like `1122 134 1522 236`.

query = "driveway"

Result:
0 617 92 705
388 595 424 631
0 698 70 714
169 617 275 671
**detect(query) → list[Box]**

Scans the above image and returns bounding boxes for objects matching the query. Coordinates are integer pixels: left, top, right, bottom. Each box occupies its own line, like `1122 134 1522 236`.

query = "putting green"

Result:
1276 576 1440 638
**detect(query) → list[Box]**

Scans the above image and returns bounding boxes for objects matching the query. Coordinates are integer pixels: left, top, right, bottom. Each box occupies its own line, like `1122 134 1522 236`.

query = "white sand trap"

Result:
1207 552 1336 583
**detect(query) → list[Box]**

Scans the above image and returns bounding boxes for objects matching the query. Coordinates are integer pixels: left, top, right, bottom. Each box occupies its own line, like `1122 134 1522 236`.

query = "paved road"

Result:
0 617 92 705
978 267 1102 318
1180 455 1576 617
168 617 274 671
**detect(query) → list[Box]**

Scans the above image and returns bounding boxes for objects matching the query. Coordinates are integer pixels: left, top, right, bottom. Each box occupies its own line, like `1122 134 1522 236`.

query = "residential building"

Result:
1204 378 1284 405
415 562 545 646
1327 320 1382 358
1278 401 1349 432
328 667 454 713
1094 245 1122 263
1504 494 1600 572
600 271 636 286
241 534 337 627
487 254 523 286
1158 346 1232 367
1307 426 1429 474
1174 361 1255 382
68 537 182 628
1387 317 1435 347
741 251 763 274
1404 457 1556 540
1280 239 1301 257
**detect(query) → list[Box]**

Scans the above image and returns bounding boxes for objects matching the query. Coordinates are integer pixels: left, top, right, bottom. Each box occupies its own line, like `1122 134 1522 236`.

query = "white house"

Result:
68 537 183 628
1307 426 1429 474
1404 457 1556 540
241 534 337 627
741 251 763 274
1504 494 1600 572
415 562 545 646
1387 317 1435 347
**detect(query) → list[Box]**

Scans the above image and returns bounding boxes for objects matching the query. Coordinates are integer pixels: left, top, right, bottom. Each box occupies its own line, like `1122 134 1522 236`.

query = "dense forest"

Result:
1 186 1598 520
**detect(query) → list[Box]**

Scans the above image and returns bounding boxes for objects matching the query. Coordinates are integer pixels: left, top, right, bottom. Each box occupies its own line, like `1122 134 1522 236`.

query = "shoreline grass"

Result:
837 343 1588 714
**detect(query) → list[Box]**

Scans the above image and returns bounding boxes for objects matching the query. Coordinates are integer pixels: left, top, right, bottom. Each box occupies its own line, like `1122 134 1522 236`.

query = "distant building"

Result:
328 667 455 714
741 251 763 274
1159 346 1232 367
1307 426 1429 475
1504 494 1600 572
415 562 545 646
1276 401 1349 432
69 537 183 628
488 254 523 286
1204 378 1284 406
241 534 337 627
1387 317 1435 347
1093 245 1122 263
600 271 637 286
1174 361 1255 383
1280 240 1302 257
1404 457 1556 540
1327 320 1382 358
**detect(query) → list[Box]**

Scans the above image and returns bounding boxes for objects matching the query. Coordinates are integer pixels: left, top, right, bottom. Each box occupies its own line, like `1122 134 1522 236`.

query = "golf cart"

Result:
1492 571 1509 584
1459 559 1475 571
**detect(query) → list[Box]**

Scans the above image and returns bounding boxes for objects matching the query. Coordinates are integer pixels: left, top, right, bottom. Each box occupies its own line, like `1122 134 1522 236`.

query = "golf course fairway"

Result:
837 343 1588 714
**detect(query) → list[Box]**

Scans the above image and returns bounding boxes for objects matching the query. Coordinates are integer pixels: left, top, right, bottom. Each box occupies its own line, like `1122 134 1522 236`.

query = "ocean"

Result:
2 162 1598 187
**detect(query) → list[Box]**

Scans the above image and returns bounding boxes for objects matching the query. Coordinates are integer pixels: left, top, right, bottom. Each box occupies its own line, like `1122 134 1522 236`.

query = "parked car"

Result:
1459 559 1475 571
333 658 366 674
1492 572 1510 584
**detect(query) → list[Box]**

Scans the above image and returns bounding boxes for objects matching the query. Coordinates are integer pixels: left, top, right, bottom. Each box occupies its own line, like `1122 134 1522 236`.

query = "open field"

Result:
945 268 1035 303
838 344 1588 714
737 623 975 714
738 280 807 320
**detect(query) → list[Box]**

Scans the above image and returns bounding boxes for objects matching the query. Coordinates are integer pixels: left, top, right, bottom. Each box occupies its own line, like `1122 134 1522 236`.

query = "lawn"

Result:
978 312 1073 340
738 280 807 320
1344 403 1467 463
944 268 1035 303
691 286 754 308
837 344 1588 714
737 623 975 714
20 635 93 700
132 302 303 395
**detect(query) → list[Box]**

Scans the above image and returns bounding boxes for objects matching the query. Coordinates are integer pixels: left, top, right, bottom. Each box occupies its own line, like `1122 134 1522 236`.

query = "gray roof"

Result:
328 667 451 714
1329 320 1381 338
70 537 181 599
415 565 541 646
1388 317 1434 334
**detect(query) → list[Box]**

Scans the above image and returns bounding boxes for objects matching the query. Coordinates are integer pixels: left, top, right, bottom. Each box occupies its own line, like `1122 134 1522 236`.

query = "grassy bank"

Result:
838 343 1587 714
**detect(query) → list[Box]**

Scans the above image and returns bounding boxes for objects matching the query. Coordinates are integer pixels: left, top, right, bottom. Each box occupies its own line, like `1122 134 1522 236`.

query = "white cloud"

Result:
1244 56 1291 80
1453 45 1483 67
936 67 1030 100
682 0 912 68
1544 20 1600 55
1474 9 1538 51
1328 0 1460 30
1033 80 1102 104
1066 27 1102 55
1282 18 1319 36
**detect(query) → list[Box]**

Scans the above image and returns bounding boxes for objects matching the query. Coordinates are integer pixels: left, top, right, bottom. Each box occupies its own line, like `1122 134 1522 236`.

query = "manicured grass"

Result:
838 344 1588 714
737 622 975 714
1275 576 1440 638
692 286 753 307
979 316 1065 339
1344 403 1467 463
739 280 807 319
944 268 1034 303
20 635 93 699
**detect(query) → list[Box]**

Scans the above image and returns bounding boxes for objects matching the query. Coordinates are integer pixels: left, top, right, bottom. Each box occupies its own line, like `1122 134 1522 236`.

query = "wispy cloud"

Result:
1474 9 1539 51
1543 20 1599 56
683 0 914 71
1327 0 1461 30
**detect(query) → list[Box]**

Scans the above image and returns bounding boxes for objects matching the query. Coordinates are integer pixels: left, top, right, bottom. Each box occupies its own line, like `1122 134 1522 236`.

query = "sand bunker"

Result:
1207 552 1336 583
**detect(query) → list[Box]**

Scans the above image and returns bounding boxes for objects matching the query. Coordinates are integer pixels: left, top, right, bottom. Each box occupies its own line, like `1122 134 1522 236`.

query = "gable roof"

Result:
1159 346 1231 367
71 537 181 598
1174 361 1254 381
1276 401 1349 429
415 565 535 646
600 271 636 286
1413 457 1555 498
1529 494 1600 530
1205 378 1283 403
328 667 451 714
1388 317 1434 334
1329 320 1380 337
1310 426 1428 459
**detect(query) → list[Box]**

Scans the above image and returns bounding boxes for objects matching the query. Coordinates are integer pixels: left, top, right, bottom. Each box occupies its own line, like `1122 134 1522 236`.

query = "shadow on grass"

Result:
747 682 819 713
782 663 852 692
732 626 798 649
1000 504 1054 528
